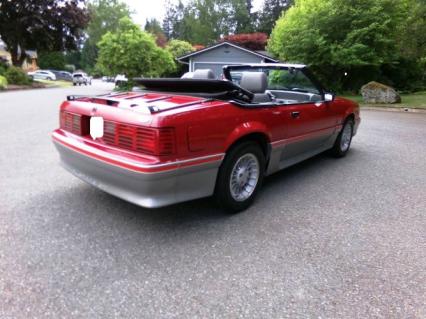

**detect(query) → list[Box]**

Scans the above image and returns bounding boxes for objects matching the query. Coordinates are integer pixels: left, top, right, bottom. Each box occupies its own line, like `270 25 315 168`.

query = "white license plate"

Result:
90 116 104 140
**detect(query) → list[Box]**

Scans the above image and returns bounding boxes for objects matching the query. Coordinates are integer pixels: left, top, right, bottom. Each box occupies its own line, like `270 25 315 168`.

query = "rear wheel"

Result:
215 142 265 213
330 118 354 157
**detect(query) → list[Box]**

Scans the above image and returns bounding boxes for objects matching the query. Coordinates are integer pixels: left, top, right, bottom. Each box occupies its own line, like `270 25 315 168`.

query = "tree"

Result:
221 33 268 50
268 0 411 91
162 0 255 45
81 0 131 71
257 0 293 35
399 0 426 60
65 51 83 70
96 17 175 78
145 18 168 48
230 0 254 34
162 1 185 40
38 51 66 70
0 0 89 66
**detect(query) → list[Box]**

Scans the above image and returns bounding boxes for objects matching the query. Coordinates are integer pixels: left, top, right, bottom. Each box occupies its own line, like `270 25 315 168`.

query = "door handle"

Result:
291 111 300 118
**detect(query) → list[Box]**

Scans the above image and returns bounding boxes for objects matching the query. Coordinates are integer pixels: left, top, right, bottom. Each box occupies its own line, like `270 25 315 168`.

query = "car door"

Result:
271 69 337 160
279 101 336 159
33 71 42 80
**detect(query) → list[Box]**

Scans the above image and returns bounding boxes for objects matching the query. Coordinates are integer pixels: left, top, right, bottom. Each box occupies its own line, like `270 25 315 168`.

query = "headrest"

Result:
192 69 216 79
181 72 194 79
240 72 267 93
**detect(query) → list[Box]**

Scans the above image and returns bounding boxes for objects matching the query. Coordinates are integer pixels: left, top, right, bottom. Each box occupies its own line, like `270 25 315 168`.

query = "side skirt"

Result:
266 131 339 176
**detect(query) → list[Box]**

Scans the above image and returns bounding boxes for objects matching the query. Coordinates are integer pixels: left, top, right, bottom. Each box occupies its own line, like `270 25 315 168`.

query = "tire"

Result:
329 118 354 157
73 83 76 86
47 77 52 81
215 142 265 213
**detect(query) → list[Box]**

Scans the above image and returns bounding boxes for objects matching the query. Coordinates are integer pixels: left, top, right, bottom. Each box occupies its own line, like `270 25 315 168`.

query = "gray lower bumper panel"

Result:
54 141 221 208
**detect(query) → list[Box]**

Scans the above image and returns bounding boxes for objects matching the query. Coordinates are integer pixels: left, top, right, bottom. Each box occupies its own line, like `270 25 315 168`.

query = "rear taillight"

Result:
102 121 175 156
59 111 175 156
60 111 89 136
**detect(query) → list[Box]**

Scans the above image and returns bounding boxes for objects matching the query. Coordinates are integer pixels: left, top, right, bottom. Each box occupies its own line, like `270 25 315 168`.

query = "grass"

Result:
34 79 73 88
342 91 426 109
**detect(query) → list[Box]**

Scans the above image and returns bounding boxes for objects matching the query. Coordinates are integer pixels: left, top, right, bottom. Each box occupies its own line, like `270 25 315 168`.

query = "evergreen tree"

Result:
257 0 293 35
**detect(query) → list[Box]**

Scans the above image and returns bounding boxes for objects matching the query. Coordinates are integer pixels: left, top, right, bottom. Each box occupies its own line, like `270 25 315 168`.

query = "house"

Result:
0 39 38 71
177 41 279 78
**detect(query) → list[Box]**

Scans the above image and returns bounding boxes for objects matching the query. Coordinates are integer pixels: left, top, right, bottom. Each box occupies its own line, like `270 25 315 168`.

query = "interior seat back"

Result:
192 69 216 79
239 72 271 103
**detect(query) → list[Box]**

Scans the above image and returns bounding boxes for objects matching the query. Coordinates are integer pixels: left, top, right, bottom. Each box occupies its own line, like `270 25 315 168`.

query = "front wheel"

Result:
215 142 265 213
329 119 354 157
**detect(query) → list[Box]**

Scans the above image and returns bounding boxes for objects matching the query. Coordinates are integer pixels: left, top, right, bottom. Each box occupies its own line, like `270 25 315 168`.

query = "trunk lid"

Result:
68 91 207 115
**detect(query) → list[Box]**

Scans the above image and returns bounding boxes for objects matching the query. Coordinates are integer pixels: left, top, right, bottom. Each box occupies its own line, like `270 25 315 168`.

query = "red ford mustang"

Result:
52 64 360 212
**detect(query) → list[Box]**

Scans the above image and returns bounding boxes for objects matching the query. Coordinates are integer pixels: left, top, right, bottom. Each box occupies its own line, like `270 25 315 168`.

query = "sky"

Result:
122 0 264 26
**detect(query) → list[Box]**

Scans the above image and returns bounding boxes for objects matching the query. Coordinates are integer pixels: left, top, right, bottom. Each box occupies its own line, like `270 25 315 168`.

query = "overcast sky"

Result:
122 0 264 26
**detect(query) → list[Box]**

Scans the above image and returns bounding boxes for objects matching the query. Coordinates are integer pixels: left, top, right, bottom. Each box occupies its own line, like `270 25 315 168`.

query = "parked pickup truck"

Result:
52 63 360 212
72 72 91 86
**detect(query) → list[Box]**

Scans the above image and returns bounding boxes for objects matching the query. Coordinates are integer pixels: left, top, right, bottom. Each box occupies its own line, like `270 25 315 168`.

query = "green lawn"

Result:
342 91 426 109
34 79 73 88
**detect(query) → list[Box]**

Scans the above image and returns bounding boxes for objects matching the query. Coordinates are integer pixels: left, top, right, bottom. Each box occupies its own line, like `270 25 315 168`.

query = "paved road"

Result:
1 82 425 318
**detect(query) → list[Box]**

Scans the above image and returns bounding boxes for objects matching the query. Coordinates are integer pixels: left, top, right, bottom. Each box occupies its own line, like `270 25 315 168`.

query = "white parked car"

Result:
115 74 128 85
72 72 91 86
28 70 56 81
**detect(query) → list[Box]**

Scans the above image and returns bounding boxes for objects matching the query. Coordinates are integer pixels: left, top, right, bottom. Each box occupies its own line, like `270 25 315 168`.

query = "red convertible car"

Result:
52 64 360 212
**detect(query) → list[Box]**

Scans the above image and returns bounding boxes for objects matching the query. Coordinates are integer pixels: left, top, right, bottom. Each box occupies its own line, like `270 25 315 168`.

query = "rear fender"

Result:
224 122 271 151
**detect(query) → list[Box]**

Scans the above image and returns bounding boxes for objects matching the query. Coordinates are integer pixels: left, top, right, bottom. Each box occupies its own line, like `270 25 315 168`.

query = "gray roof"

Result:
255 50 275 59
25 50 37 59
0 37 37 58
177 41 279 63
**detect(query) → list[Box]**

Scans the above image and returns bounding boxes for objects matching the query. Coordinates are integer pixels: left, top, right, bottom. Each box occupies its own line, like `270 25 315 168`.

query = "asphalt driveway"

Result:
1 83 425 318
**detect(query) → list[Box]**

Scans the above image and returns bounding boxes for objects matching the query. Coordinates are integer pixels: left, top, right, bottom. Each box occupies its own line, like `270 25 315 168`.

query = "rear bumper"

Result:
52 131 224 208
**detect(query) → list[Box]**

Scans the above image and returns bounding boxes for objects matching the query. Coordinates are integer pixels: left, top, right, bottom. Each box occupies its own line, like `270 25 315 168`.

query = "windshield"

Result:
228 67 321 95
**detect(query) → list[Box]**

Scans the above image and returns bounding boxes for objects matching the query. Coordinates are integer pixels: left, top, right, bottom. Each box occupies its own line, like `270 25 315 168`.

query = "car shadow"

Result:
36 148 363 233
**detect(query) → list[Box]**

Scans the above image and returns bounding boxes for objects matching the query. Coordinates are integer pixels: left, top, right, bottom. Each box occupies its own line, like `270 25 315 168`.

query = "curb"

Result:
361 106 426 114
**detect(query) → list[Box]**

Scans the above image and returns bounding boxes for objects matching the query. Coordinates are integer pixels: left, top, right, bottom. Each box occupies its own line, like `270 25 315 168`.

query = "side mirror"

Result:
324 93 334 102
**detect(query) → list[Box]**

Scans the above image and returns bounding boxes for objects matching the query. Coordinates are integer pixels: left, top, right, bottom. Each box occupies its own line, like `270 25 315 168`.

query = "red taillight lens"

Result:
102 121 175 156
60 111 89 136
157 128 176 156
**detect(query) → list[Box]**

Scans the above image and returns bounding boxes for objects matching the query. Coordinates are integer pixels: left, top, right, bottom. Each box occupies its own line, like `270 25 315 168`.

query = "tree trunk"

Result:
10 44 27 67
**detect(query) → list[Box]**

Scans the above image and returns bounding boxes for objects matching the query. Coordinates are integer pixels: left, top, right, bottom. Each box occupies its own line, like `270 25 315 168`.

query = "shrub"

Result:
221 33 268 51
0 75 7 89
0 59 8 75
5 66 31 85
